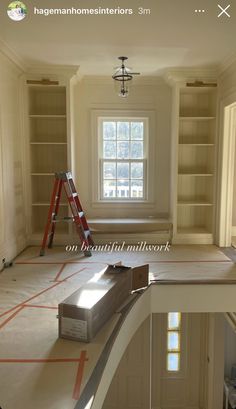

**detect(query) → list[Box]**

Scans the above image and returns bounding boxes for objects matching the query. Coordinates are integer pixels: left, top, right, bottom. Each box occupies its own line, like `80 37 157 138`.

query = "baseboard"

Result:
172 235 213 245
155 406 200 409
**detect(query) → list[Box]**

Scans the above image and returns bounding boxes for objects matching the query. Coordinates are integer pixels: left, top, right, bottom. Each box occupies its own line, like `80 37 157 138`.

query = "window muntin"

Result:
167 312 181 372
100 119 147 200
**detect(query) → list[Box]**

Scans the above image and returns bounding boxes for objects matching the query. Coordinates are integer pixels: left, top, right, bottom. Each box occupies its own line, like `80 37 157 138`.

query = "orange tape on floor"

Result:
0 304 58 330
0 281 62 319
16 260 108 265
0 352 88 401
0 267 86 319
73 350 88 400
15 261 65 265
0 358 85 363
54 263 66 282
0 306 25 330
148 259 233 263
23 304 58 310
62 268 87 282
0 262 89 404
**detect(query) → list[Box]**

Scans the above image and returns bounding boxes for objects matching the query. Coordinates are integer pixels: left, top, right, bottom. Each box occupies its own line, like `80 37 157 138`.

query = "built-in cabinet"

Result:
172 84 217 244
28 83 70 240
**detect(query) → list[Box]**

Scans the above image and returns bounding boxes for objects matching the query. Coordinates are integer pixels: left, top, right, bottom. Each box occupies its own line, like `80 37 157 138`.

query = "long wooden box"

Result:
58 264 148 342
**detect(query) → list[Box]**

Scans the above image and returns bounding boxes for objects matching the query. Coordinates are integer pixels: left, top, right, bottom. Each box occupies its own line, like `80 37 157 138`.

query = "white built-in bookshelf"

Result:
28 85 69 236
174 86 217 243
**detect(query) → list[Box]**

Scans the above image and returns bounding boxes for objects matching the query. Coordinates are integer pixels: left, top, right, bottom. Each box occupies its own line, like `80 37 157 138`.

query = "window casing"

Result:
98 118 148 201
91 110 155 207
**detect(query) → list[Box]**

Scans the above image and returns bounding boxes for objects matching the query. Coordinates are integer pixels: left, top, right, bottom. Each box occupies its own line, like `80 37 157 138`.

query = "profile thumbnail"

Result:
7 1 27 21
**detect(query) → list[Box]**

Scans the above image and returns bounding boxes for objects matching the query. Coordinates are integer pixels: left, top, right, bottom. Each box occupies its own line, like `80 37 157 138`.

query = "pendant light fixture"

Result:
112 56 140 98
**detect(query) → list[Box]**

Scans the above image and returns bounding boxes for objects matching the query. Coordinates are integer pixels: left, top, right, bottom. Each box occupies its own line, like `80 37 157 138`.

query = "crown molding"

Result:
219 53 236 75
218 54 236 86
0 37 26 73
26 64 79 79
164 67 219 86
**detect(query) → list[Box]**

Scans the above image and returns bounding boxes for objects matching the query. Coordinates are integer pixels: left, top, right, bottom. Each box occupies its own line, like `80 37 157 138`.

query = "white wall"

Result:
152 313 205 409
0 50 27 266
220 63 236 231
224 317 236 378
217 62 236 242
103 313 209 409
73 77 172 218
206 314 224 409
232 139 236 229
102 317 150 409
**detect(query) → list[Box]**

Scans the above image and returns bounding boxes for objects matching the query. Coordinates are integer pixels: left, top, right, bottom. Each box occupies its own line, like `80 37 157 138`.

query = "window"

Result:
99 118 148 201
166 312 181 372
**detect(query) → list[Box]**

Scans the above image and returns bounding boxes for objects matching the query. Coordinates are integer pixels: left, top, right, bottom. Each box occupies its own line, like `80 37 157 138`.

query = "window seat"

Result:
88 218 172 235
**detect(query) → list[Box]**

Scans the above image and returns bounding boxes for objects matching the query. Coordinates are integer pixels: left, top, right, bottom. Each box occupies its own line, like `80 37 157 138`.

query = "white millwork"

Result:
26 67 78 245
170 80 217 244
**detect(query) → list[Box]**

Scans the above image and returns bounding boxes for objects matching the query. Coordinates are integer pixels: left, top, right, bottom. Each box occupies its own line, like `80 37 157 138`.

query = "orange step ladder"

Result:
40 172 94 257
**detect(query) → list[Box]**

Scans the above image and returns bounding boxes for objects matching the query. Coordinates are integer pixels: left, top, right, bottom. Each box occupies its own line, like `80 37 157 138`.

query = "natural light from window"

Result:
100 119 147 200
167 312 181 372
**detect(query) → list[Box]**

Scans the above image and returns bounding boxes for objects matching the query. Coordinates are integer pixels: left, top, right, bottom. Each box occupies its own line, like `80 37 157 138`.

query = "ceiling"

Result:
0 0 235 75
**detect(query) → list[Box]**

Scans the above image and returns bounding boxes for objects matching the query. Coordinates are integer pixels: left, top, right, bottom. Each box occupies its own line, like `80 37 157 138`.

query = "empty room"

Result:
0 1 236 408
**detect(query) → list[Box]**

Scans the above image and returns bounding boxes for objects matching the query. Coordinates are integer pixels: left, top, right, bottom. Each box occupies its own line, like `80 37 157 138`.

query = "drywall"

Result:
72 77 172 218
0 50 27 265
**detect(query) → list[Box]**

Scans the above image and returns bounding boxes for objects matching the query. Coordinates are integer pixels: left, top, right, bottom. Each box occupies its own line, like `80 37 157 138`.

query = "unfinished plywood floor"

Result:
0 244 235 409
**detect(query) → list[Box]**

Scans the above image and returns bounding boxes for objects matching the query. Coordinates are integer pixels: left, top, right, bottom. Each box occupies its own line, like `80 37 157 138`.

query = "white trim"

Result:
231 226 236 236
219 59 236 84
99 118 147 201
0 37 26 72
224 312 236 332
219 53 236 75
0 104 5 270
18 73 29 244
91 109 156 208
173 234 213 245
26 64 79 78
217 98 236 246
164 67 218 86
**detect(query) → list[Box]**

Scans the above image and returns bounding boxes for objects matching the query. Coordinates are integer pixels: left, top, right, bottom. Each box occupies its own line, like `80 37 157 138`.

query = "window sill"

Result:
91 200 155 209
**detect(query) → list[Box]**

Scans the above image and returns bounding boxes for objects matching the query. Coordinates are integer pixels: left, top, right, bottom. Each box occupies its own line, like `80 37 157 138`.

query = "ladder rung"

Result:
52 216 73 222
68 193 78 200
41 172 93 258
84 230 91 238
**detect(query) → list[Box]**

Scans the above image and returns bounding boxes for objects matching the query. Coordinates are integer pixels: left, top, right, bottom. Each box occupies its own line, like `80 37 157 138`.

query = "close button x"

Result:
218 4 231 17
